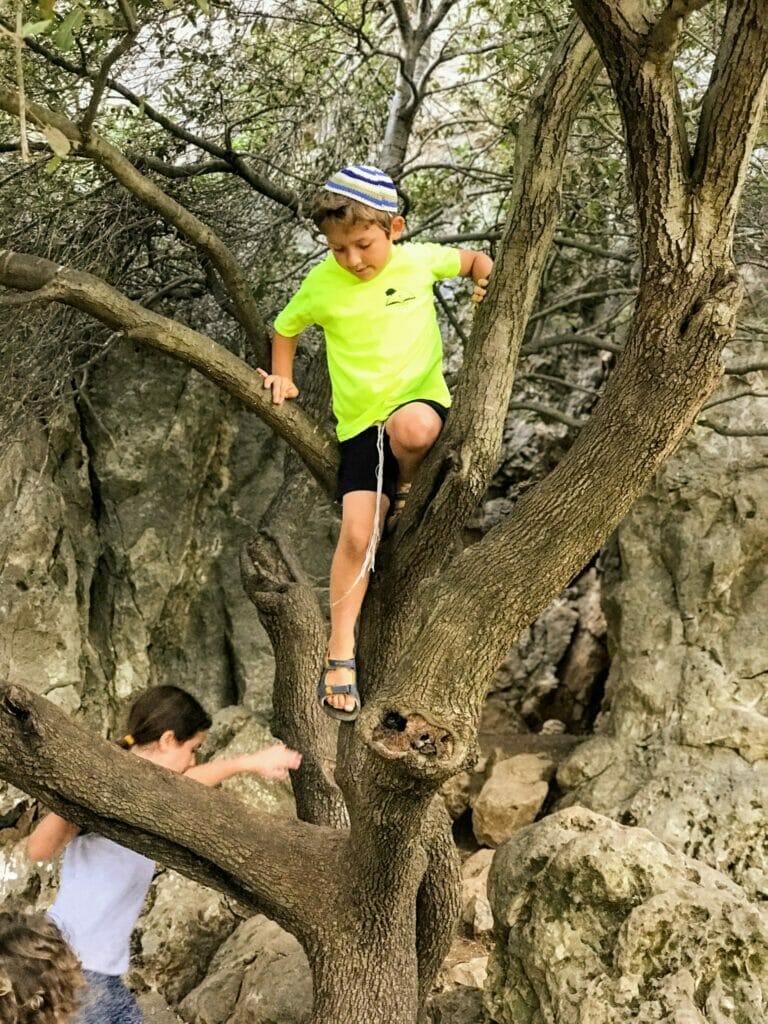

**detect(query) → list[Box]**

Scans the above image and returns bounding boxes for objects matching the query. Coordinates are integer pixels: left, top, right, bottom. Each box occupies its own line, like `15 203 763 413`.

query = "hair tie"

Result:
123 734 135 747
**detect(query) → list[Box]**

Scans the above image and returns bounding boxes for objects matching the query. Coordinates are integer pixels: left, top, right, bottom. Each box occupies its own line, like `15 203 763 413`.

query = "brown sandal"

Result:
386 483 411 532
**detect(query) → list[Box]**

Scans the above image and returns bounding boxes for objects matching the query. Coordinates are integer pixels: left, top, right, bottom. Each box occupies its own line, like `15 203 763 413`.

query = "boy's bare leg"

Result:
386 402 443 486
325 490 389 711
386 402 443 514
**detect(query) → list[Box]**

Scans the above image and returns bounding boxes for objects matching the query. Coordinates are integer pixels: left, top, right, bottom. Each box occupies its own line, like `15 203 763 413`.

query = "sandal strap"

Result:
324 683 358 696
326 657 356 671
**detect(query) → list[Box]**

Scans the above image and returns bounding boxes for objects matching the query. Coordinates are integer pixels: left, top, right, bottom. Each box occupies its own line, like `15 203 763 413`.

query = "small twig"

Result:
702 390 768 411
509 401 584 429
14 2 28 162
434 284 470 349
697 419 768 438
80 0 138 133
725 362 768 375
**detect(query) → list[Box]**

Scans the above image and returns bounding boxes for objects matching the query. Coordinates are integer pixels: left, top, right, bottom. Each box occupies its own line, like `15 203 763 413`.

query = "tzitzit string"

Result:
331 423 385 607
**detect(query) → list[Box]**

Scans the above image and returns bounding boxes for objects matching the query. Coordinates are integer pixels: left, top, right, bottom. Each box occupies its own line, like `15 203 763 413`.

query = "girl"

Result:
0 911 83 1024
26 685 302 1024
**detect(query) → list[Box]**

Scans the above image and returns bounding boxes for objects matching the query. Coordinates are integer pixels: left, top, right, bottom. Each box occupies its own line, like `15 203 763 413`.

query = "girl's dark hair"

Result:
118 686 212 750
0 911 83 1024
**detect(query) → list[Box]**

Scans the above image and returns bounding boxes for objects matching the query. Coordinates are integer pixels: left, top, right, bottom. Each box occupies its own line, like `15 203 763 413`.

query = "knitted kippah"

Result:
324 165 398 213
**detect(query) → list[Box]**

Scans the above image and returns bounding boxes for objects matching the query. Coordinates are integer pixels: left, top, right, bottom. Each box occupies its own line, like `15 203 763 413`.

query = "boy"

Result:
259 164 493 720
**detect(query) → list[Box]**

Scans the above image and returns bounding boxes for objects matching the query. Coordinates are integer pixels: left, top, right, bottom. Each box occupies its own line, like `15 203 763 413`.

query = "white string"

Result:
331 423 385 607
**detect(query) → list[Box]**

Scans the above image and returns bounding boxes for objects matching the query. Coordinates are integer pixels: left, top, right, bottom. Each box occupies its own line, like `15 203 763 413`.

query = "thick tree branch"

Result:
370 19 600 628
0 249 337 491
360 271 741 781
646 0 713 63
690 0 768 233
0 89 271 361
0 683 339 938
571 0 691 262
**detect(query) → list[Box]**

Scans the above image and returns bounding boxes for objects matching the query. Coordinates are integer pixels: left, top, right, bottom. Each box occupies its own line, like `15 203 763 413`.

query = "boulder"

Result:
131 870 237 1004
557 377 768 898
461 849 494 937
180 914 312 1024
486 806 768 1024
472 754 555 848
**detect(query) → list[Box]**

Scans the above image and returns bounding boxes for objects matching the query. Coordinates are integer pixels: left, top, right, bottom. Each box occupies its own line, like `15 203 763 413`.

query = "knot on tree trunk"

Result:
361 705 471 782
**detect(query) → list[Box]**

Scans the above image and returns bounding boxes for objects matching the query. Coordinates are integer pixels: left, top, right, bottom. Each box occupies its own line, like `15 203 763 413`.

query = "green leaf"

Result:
52 7 84 51
21 19 52 36
44 155 63 174
42 125 71 157
195 0 210 14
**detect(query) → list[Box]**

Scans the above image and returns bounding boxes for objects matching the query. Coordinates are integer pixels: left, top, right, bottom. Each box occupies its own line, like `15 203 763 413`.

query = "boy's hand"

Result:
239 744 303 780
257 369 299 404
472 277 490 306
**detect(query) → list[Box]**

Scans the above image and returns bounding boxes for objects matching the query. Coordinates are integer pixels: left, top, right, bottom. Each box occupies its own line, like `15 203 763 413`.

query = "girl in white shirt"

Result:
27 685 301 1024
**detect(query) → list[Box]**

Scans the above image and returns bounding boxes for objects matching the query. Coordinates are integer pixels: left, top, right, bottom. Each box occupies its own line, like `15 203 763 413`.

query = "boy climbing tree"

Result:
259 165 493 720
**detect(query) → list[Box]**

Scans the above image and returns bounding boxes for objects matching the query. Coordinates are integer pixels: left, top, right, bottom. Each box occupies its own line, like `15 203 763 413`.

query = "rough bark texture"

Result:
0 3 767 1020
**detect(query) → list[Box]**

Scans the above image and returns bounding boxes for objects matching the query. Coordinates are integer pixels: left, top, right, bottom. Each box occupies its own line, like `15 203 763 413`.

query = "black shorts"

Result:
335 400 449 502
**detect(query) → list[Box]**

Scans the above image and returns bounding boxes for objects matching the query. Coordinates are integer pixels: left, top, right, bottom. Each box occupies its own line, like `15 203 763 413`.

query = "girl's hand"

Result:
240 744 303 780
257 369 299 404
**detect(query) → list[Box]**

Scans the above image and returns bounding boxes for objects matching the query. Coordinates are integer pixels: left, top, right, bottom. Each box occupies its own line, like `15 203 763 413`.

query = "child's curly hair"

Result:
0 912 83 1024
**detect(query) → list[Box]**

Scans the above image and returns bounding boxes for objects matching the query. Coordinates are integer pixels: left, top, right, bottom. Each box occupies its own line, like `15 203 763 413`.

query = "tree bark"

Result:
1 4 767 1020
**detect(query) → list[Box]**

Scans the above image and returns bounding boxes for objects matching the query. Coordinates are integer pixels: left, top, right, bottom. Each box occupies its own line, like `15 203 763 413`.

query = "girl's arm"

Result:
185 743 302 787
27 813 80 862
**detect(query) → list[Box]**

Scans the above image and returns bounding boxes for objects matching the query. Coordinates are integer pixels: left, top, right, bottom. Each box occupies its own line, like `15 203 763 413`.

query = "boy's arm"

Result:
27 813 80 861
185 744 302 786
257 332 300 405
458 249 494 305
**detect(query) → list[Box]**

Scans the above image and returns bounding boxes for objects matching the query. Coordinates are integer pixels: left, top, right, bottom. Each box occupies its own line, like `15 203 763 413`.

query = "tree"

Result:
0 1 767 1020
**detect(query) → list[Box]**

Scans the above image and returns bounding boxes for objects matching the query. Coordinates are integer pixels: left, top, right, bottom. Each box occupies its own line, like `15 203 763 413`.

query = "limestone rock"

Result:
136 991 184 1023
0 416 99 713
558 377 768 898
426 987 485 1024
131 870 237 1004
461 849 495 937
472 754 554 848
180 914 312 1024
486 806 768 1024
446 956 488 990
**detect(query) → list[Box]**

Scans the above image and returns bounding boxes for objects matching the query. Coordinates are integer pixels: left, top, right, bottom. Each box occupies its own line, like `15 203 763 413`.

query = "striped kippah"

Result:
324 165 398 213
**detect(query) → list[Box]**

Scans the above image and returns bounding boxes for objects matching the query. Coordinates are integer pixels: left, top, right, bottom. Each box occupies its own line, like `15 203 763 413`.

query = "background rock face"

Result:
486 807 768 1024
557 378 768 899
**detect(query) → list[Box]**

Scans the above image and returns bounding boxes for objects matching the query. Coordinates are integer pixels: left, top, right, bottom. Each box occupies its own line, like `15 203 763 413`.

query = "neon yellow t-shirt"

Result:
273 242 462 441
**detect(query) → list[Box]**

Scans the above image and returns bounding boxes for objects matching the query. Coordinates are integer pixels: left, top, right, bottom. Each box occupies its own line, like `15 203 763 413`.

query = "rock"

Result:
486 806 768 1024
461 849 495 937
131 870 237 1004
558 377 768 898
472 754 555 848
136 991 184 1023
0 416 99 712
487 568 607 735
180 914 312 1024
426 987 486 1024
446 957 488 990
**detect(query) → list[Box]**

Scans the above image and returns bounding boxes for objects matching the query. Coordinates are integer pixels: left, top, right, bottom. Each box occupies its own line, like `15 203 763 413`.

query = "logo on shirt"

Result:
384 287 416 306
